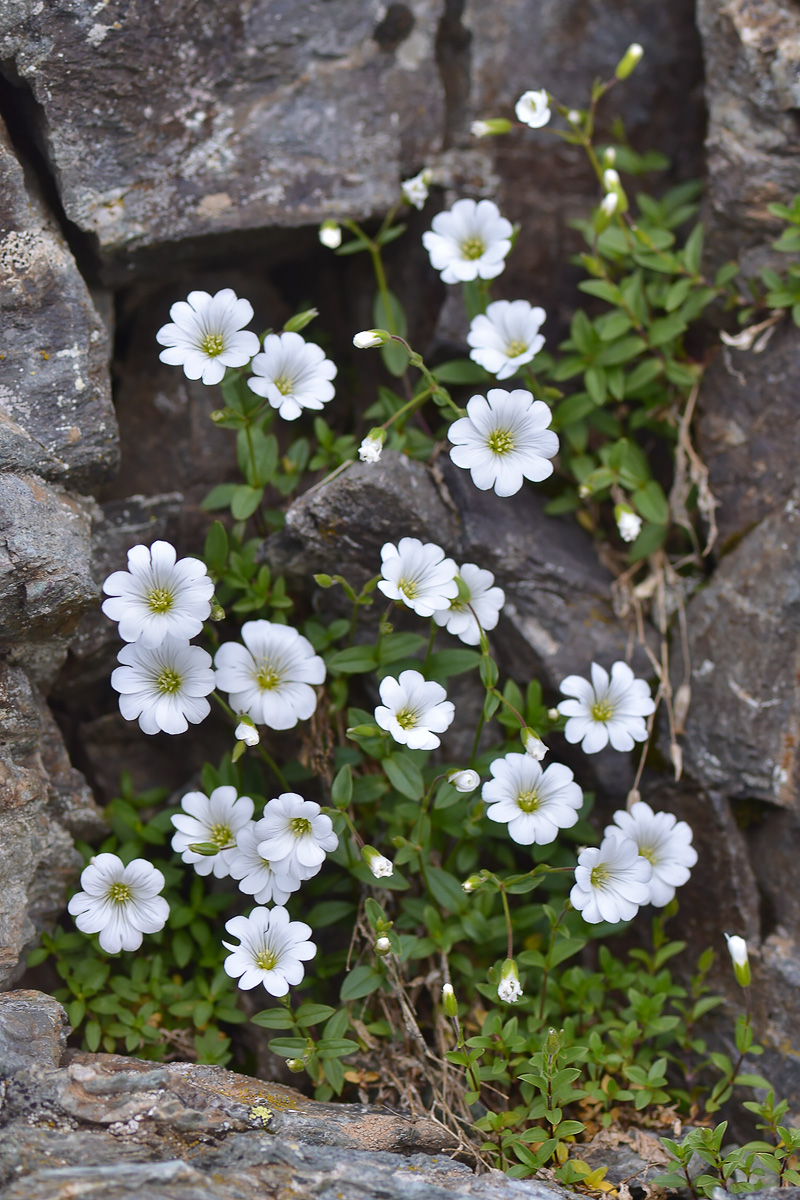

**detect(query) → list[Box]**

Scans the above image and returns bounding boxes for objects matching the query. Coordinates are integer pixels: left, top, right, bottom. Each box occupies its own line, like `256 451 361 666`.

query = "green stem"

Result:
423 619 437 673
538 902 568 1020
469 709 486 769
499 885 514 961
489 687 526 730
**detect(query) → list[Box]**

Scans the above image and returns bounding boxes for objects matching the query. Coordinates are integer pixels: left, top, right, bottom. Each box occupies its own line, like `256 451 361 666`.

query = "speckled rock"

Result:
0 113 117 489
0 990 68 1078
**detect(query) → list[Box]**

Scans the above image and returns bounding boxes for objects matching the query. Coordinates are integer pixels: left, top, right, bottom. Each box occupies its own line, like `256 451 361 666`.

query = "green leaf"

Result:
201 483 238 511
203 521 228 574
648 313 688 346
425 866 467 912
627 520 668 563
426 649 482 679
584 366 607 405
340 965 384 1002
230 484 264 520
328 645 378 674
432 359 491 384
377 632 427 664
552 393 595 428
85 1020 102 1052
295 1003 337 1028
594 336 647 366
268 1036 309 1057
549 938 586 967
625 357 663 393
665 277 692 311
373 290 409 377
577 280 622 304
331 764 353 807
683 223 704 275
633 480 670 525
384 753 424 800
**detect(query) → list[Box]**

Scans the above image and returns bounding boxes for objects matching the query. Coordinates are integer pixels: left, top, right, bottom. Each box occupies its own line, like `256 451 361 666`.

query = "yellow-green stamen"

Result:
200 332 225 357
256 665 281 691
255 948 278 971
461 236 486 260
517 789 539 813
591 699 614 722
147 586 173 614
155 668 182 694
273 374 293 395
399 578 418 599
506 339 528 358
590 864 610 887
290 817 312 836
108 882 132 904
395 708 417 730
209 823 233 849
488 429 515 455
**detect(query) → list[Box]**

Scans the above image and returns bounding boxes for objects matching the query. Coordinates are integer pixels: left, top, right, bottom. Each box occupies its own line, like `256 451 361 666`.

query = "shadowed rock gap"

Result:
435 0 472 149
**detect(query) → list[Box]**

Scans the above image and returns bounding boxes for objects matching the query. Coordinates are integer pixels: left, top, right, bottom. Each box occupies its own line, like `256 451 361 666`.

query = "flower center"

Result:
590 863 610 888
255 948 278 971
108 881 132 904
517 789 540 813
146 586 174 614
638 844 655 864
487 428 515 456
398 577 418 599
506 339 529 358
209 823 233 849
395 708 418 730
256 664 282 691
290 817 312 836
273 374 294 396
591 699 614 722
155 668 182 695
200 332 225 357
460 236 486 260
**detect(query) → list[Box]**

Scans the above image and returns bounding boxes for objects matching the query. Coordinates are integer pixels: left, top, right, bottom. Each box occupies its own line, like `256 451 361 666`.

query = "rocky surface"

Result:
0 990 578 1200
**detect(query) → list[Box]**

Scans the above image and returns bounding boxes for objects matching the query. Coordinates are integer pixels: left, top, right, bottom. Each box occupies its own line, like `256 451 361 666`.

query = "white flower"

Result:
156 289 259 386
375 936 392 955
515 89 550 128
482 753 582 845
432 561 505 646
68 853 168 954
600 192 619 217
101 541 214 649
570 831 653 924
247 331 336 421
214 620 325 730
375 669 455 751
358 431 384 462
111 636 215 735
235 716 260 746
362 845 394 878
353 329 388 348
497 958 523 1003
558 661 656 754
606 801 697 907
227 820 303 905
448 388 559 497
422 198 513 284
223 906 316 996
615 506 641 542
318 220 341 249
724 933 751 987
448 768 480 793
467 300 546 381
471 120 492 137
603 168 621 191
256 793 339 879
401 168 432 210
378 537 459 617
170 786 255 878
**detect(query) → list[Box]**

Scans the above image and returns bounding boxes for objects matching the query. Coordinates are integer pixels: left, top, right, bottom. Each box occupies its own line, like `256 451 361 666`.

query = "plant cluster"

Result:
33 43 800 1190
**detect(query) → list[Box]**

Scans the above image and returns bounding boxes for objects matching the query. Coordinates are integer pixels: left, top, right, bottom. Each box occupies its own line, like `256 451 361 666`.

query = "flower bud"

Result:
615 42 644 80
362 845 394 879
615 504 642 544
318 220 342 249
515 89 550 130
210 600 225 622
286 1058 305 1073
725 933 751 988
600 192 618 217
603 168 620 191
353 329 389 349
375 935 392 956
470 117 512 138
497 958 523 1004
603 147 616 166
235 715 260 746
462 874 482 893
358 428 385 463
442 982 458 1018
448 768 480 793
401 168 432 211
522 727 547 761
547 708 560 723
567 110 582 126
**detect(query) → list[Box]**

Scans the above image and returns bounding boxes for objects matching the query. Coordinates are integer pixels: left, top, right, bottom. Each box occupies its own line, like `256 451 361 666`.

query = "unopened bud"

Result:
603 147 616 166
442 983 458 1018
547 708 560 722
615 42 644 80
362 845 394 879
462 874 482 893
448 768 480 793
522 728 547 761
375 936 392 956
497 958 523 1004
615 503 642 543
210 601 225 622
318 220 342 249
470 117 513 138
358 428 385 463
603 168 621 191
567 110 582 126
286 1058 305 1072
353 329 389 349
725 933 751 988
600 192 618 217
235 715 260 746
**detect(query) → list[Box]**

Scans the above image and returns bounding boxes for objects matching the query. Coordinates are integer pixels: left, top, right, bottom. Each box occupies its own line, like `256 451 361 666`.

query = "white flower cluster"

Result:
156 289 337 421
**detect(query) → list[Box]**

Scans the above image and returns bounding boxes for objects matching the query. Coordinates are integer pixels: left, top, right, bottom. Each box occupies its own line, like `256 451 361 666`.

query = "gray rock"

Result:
0 114 117 490
677 498 800 805
0 1050 579 1200
0 990 68 1079
0 663 87 988
697 0 800 269
0 0 445 273
696 322 800 547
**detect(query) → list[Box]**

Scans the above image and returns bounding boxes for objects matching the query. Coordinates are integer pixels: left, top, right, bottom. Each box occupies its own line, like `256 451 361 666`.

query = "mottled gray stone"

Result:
677 498 800 805
0 114 117 489
696 322 800 547
0 0 445 272
0 1051 579 1200
0 990 67 1079
697 0 800 269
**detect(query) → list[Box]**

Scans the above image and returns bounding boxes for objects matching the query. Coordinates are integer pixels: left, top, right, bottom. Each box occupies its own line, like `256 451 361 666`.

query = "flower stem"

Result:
499 884 514 961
